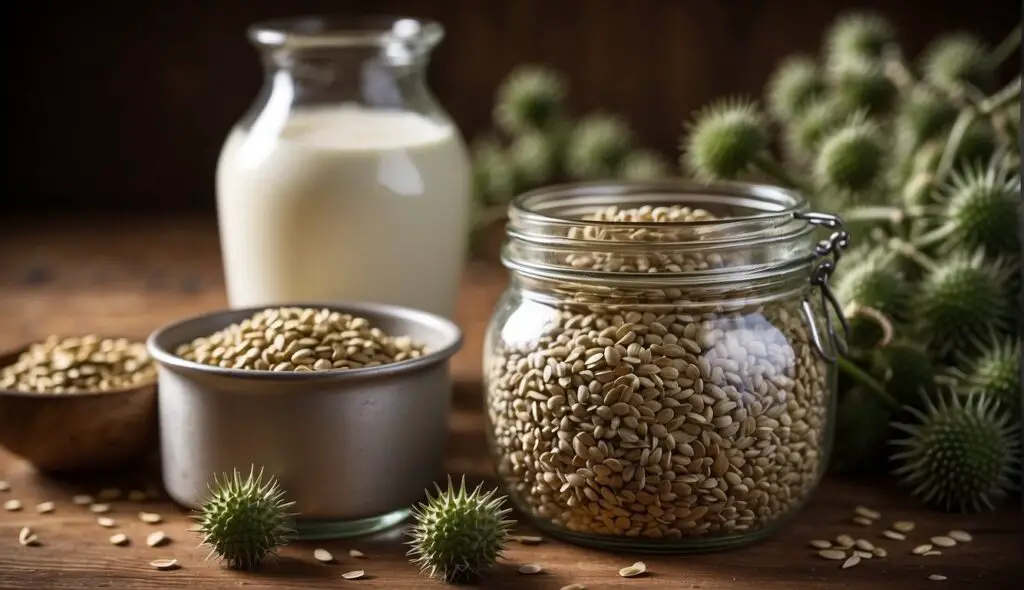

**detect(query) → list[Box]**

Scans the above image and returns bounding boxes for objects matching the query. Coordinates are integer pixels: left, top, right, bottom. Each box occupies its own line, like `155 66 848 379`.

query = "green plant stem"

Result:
837 356 900 410
888 237 938 272
980 76 1022 114
912 223 956 249
934 108 977 186
755 154 805 192
841 205 944 224
988 25 1022 68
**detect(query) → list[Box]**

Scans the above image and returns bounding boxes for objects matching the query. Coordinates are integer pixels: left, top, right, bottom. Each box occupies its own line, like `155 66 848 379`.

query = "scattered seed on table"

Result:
892 520 915 533
619 561 647 577
511 534 544 545
855 539 875 551
519 564 543 574
842 555 861 569
809 539 832 549
313 549 334 563
818 550 847 561
854 506 881 520
930 536 956 548
150 559 179 571
97 517 117 528
18 527 36 546
110 533 129 546
146 531 168 547
4 499 21 511
929 574 947 581
89 503 111 514
341 570 365 580
883 530 906 540
138 511 162 524
0 481 9 492
97 488 122 501
34 501 55 514
561 585 587 590
854 550 874 559
913 544 934 555
836 534 855 547
873 547 888 558
853 516 874 526
72 494 93 505
947 530 972 542
349 549 365 558
924 551 942 556
128 490 147 502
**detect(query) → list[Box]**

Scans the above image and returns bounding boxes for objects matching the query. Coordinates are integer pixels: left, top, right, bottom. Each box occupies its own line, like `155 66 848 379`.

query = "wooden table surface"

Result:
0 214 1018 590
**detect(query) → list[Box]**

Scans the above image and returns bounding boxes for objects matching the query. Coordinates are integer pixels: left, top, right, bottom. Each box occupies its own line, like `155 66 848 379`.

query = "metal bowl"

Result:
0 343 158 474
146 301 463 540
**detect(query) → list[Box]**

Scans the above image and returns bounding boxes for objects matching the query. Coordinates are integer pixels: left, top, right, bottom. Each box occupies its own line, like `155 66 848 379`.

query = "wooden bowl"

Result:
0 343 158 474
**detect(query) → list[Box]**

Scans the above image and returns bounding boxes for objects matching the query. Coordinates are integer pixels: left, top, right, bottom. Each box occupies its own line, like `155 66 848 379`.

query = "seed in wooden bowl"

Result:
854 506 881 520
930 536 956 548
4 499 22 511
809 539 832 549
852 516 874 526
519 564 544 575
349 549 365 558
872 547 887 558
947 530 972 542
619 562 647 577
146 531 168 547
0 481 9 492
841 555 861 569
175 307 427 372
341 570 365 580
892 520 915 533
89 503 111 514
818 549 847 561
928 574 947 581
912 544 934 555
35 502 55 514
110 533 129 546
883 530 906 541
150 559 179 571
97 517 117 528
313 549 335 563
138 511 162 524
0 335 155 394
72 494 93 505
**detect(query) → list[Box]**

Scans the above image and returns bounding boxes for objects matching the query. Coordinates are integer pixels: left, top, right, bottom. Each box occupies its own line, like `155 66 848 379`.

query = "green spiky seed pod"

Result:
914 249 1015 356
824 11 896 65
953 119 999 169
565 113 634 180
921 33 993 92
834 249 911 348
681 97 769 181
831 386 895 474
508 132 557 187
952 335 1022 412
471 137 520 205
896 86 959 152
938 161 1022 257
618 149 671 180
827 58 898 115
766 55 826 121
870 340 939 408
783 98 849 162
193 467 296 571
407 476 515 584
494 65 567 134
891 393 1021 512
813 116 886 195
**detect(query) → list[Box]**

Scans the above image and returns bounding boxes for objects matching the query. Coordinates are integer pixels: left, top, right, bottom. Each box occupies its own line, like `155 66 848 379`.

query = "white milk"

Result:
215 105 471 319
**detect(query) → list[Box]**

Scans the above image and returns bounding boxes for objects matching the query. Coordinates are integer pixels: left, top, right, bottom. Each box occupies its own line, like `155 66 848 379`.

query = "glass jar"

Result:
216 16 471 320
483 180 850 553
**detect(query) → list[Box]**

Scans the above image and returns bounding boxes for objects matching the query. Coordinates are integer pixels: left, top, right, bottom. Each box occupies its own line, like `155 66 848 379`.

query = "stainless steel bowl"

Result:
146 302 463 540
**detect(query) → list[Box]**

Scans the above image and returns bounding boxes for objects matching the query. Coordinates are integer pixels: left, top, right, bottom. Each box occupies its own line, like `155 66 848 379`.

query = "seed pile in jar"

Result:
487 204 829 541
175 307 426 371
0 335 155 393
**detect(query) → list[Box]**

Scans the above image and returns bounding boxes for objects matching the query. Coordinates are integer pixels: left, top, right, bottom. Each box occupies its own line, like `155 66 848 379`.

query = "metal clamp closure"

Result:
794 211 851 363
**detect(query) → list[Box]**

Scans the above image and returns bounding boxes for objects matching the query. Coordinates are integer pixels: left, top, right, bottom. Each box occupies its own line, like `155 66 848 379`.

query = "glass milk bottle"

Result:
216 16 471 320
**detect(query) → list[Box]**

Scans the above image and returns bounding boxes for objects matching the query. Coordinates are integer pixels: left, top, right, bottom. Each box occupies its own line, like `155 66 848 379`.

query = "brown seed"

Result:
97 517 117 528
35 502 55 514
150 559 179 571
835 534 855 547
947 530 972 542
892 520 915 533
138 511 162 524
313 549 335 563
110 533 129 546
0 481 9 492
4 499 22 511
854 539 875 551
146 531 168 547
872 547 888 558
841 555 861 569
854 550 874 559
349 549 365 558
883 530 906 541
618 561 647 577
930 536 956 548
809 539 832 549
18 527 35 545
818 549 847 561
519 564 543 575
341 570 365 580
854 505 881 520
912 544 934 555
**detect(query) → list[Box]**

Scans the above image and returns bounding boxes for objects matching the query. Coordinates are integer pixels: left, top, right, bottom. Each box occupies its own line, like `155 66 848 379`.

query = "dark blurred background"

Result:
2 0 1018 214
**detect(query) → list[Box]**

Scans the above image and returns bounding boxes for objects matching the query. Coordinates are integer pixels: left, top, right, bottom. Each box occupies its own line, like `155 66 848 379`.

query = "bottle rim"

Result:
248 15 444 54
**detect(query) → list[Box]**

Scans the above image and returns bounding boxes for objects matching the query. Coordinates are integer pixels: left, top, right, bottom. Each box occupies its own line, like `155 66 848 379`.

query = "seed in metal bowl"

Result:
883 530 906 541
35 502 55 514
89 503 111 514
930 536 956 548
519 564 544 575
947 530 972 542
892 520 915 532
4 499 22 511
175 307 427 372
313 549 335 563
619 561 647 577
146 531 168 547
0 335 155 394
150 559 179 571
818 549 847 561
138 511 162 524
341 570 365 580
97 517 117 528
72 494 93 505
110 533 129 546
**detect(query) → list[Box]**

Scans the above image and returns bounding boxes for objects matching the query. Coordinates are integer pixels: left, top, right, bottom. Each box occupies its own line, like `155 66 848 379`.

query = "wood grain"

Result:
0 215 1019 589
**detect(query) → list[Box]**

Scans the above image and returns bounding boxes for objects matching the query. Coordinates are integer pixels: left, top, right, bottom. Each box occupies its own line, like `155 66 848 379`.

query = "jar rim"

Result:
248 15 444 52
